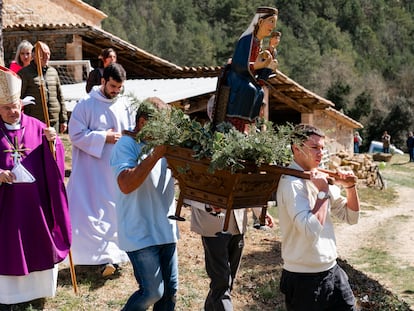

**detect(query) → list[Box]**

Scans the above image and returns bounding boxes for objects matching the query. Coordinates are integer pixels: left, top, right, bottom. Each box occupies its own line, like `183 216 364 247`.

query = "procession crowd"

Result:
1 6 361 311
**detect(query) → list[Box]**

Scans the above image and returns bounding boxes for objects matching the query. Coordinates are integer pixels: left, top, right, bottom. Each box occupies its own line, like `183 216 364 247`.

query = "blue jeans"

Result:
122 243 178 311
353 143 359 153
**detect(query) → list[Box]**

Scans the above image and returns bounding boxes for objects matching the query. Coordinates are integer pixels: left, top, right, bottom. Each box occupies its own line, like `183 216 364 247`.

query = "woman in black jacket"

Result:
85 48 117 93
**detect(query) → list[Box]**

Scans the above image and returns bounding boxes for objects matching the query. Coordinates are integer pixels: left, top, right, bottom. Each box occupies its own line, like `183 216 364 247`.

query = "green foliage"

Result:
136 102 214 155
134 101 293 172
209 121 293 172
348 91 373 121
363 97 414 148
365 107 387 144
382 98 414 147
326 80 351 111
83 0 414 80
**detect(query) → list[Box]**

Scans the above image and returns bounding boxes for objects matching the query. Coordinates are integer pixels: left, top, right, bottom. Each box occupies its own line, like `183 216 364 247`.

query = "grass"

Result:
380 154 414 188
357 186 398 207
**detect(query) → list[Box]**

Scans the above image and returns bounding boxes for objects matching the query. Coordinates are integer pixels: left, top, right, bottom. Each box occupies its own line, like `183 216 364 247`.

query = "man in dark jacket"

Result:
18 41 68 133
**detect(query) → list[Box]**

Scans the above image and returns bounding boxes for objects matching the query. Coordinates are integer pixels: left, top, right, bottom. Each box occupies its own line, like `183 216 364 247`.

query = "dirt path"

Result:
335 185 414 308
335 186 414 262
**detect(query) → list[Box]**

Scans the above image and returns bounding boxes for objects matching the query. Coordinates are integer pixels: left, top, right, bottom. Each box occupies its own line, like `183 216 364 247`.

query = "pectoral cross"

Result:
3 136 31 165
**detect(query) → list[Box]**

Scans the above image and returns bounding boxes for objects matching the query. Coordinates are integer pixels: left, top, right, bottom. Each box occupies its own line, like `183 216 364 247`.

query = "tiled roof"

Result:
3 23 193 78
325 107 363 129
62 77 217 111
267 71 334 113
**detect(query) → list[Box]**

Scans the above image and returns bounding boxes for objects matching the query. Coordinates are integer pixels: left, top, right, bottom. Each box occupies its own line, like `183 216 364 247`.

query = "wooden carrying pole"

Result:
34 42 78 294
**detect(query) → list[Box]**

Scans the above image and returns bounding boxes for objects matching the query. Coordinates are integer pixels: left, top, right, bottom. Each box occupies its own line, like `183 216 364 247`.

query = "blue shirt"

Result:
110 135 179 252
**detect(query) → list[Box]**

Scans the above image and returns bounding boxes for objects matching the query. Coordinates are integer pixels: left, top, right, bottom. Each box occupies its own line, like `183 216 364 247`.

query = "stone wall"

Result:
313 109 354 155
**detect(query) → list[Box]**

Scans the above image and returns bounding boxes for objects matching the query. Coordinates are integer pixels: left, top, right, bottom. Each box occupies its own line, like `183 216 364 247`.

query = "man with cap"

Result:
0 66 71 309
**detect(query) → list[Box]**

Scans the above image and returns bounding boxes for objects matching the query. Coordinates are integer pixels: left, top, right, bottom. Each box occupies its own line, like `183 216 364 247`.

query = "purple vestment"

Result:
0 113 71 276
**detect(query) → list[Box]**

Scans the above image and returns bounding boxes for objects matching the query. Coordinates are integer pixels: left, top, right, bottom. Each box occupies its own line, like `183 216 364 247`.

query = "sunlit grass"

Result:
379 154 414 188
357 186 398 206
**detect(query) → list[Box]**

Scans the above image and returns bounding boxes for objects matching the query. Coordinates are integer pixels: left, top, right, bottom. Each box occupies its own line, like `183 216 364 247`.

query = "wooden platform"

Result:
164 146 314 232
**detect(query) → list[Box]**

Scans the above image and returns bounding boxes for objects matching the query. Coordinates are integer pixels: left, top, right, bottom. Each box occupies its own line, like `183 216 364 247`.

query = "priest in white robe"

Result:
67 63 134 276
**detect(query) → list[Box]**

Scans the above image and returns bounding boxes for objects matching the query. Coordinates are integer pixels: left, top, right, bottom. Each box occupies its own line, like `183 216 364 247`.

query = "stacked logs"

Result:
327 151 384 187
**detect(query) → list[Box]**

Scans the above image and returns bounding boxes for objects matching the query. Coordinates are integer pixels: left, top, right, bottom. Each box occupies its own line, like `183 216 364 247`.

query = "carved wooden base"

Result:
164 146 310 233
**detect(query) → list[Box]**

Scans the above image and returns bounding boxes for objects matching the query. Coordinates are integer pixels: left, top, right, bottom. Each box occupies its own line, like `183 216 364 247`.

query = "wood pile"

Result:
327 151 382 187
